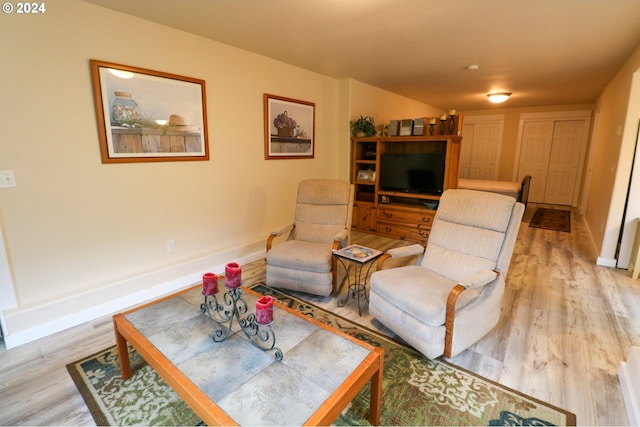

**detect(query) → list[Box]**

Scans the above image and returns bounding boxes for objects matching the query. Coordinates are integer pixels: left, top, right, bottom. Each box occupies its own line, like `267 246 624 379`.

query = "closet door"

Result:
516 111 591 206
518 120 554 203
544 120 587 205
459 117 503 179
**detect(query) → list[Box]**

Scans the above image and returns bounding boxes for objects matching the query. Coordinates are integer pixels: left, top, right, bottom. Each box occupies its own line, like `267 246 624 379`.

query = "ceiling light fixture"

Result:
487 92 512 103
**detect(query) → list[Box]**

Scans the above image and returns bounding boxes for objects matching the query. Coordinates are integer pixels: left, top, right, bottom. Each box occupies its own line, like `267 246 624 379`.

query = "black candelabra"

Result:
201 287 283 361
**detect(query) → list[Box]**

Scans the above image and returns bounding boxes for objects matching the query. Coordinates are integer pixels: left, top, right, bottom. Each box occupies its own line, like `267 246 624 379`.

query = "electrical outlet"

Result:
0 170 16 188
166 240 175 253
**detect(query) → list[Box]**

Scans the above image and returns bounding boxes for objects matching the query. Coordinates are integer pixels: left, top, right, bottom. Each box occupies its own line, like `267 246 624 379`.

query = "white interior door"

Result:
516 111 591 206
518 120 554 203
544 120 586 205
460 116 503 180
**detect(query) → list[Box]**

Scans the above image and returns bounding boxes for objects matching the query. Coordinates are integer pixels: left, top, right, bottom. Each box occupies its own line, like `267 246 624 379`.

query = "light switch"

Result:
0 170 16 188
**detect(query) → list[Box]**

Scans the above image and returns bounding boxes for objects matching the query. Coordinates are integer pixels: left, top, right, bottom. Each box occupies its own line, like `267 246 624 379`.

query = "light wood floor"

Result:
1 203 638 426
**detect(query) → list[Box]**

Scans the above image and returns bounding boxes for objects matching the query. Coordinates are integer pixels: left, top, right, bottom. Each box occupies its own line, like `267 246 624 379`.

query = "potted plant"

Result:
351 115 376 137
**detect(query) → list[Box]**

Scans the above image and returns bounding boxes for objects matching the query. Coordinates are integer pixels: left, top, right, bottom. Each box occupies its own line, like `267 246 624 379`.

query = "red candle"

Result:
202 272 218 295
256 295 274 324
225 262 241 288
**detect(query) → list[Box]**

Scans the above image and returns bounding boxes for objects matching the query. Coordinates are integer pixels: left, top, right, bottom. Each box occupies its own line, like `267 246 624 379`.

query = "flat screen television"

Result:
380 151 446 195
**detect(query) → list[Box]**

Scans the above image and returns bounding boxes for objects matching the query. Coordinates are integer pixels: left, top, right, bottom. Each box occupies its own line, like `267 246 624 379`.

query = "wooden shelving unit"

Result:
351 134 462 245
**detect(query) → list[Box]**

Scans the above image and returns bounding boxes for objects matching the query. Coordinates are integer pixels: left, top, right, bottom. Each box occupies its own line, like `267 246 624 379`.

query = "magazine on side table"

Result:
334 244 383 263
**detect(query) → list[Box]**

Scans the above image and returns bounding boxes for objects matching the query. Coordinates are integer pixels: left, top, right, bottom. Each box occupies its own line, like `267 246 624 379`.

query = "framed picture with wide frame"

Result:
90 59 209 163
264 94 315 160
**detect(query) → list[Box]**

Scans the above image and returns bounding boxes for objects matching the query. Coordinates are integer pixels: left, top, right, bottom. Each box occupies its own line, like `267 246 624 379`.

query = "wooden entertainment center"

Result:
351 134 462 245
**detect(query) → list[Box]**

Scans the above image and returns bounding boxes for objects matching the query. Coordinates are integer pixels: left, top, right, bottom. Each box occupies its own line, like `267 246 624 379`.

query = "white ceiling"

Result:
83 0 640 111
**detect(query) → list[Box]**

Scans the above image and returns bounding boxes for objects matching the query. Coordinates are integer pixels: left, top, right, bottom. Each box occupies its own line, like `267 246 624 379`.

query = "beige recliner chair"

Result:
369 189 524 359
266 179 354 297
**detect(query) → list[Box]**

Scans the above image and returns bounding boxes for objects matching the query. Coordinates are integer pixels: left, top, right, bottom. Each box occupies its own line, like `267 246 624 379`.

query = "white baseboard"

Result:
619 347 640 426
2 242 266 349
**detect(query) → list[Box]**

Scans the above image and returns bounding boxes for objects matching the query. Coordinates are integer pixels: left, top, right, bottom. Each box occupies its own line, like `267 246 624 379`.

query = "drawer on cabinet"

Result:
378 207 435 225
377 220 431 243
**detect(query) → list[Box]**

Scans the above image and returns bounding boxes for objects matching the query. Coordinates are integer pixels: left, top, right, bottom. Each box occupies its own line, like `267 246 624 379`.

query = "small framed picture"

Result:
357 170 376 182
264 94 315 160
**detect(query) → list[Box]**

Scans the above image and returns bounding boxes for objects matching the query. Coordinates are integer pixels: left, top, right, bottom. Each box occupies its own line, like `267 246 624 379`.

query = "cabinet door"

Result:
352 203 376 231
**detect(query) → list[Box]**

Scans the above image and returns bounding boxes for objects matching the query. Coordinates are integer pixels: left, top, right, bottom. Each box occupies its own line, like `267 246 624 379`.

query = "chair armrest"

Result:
332 229 349 244
444 269 500 357
271 224 294 237
266 224 294 251
376 244 425 271
458 269 500 290
387 244 425 258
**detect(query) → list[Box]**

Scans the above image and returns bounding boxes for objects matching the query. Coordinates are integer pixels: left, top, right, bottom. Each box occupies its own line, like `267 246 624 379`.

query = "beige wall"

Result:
0 0 344 308
347 79 443 127
0 1 437 346
0 0 345 343
589 45 640 265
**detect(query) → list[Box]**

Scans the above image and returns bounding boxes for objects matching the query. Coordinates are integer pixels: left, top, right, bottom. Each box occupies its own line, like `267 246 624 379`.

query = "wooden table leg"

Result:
113 315 131 380
368 350 383 425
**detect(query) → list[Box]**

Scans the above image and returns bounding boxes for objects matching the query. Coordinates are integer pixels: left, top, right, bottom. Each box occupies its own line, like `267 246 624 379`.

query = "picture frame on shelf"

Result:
264 94 315 160
90 59 209 163
357 170 376 182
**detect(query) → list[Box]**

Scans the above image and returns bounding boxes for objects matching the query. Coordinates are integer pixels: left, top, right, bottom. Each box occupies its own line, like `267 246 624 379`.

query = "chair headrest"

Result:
436 189 516 233
297 179 352 205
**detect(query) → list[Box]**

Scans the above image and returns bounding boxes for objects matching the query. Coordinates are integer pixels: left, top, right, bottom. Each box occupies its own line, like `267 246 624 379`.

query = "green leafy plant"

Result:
351 115 376 137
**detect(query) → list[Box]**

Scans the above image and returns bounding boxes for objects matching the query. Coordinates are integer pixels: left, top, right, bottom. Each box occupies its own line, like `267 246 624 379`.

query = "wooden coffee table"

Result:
113 283 383 426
